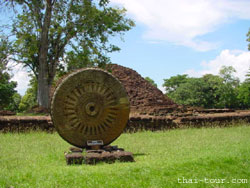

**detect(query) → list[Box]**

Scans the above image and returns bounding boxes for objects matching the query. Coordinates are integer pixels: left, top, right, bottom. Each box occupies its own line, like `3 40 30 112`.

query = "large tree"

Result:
1 0 134 108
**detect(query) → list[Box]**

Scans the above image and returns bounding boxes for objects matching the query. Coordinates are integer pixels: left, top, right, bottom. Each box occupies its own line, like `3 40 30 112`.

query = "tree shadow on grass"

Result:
133 153 147 157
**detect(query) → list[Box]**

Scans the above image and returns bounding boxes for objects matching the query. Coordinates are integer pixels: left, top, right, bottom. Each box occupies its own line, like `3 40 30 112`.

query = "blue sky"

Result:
2 0 250 95
109 0 250 91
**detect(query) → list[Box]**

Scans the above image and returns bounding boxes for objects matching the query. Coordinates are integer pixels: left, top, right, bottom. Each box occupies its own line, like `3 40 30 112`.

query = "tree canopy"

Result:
163 66 242 109
163 74 188 94
1 0 134 108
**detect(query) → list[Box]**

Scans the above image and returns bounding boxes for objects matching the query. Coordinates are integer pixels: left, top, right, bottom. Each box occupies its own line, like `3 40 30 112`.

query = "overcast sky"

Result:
2 0 250 95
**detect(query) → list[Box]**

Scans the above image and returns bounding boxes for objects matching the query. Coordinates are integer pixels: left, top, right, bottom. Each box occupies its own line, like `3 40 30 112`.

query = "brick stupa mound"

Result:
106 64 179 115
51 64 181 116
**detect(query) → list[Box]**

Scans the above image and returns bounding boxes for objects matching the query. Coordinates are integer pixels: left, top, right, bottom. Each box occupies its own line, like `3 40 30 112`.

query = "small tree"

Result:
218 66 239 108
145 77 157 87
18 76 38 112
219 66 239 87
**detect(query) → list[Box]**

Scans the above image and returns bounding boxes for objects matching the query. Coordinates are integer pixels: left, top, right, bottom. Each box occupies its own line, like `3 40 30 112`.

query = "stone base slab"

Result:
65 145 135 165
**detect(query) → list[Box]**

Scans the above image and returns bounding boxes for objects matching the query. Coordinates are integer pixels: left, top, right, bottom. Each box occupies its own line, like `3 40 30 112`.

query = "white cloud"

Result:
7 63 30 96
111 0 250 51
158 85 166 94
185 49 250 81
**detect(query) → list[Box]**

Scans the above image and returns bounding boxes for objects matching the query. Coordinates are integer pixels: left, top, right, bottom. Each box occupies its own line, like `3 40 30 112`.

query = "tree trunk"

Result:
37 0 52 109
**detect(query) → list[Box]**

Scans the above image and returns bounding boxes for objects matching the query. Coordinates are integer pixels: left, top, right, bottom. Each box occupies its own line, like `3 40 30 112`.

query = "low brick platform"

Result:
0 116 53 132
1 110 250 133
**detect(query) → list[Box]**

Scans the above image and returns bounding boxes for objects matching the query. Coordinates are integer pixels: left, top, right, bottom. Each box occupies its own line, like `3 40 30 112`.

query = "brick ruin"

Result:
1 64 250 132
106 64 180 115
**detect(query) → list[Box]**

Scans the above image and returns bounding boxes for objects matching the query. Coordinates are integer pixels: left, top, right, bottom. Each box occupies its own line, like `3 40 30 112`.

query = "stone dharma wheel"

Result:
51 68 130 148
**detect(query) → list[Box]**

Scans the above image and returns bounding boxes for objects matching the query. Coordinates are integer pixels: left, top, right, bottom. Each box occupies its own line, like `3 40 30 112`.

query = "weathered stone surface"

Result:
106 64 177 115
85 152 102 165
51 68 130 148
0 116 53 133
2 111 250 133
65 153 84 165
86 149 105 153
83 147 135 165
100 151 116 163
102 145 124 152
69 147 83 153
113 151 135 162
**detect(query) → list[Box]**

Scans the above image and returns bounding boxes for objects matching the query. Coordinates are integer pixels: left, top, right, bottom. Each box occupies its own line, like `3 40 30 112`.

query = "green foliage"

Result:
18 92 36 112
0 71 17 110
219 83 239 108
145 76 157 87
1 0 134 107
169 77 205 107
18 76 37 112
219 66 239 87
245 66 250 83
247 28 250 51
0 126 250 187
0 38 12 70
164 66 240 108
237 81 250 108
8 0 135 75
163 74 188 94
6 92 22 112
0 39 20 111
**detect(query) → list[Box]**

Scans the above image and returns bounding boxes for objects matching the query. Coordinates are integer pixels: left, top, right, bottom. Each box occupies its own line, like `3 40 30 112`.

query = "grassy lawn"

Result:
0 125 249 188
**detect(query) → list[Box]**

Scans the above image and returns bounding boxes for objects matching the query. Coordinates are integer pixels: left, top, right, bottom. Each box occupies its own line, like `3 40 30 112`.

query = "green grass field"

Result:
0 125 249 188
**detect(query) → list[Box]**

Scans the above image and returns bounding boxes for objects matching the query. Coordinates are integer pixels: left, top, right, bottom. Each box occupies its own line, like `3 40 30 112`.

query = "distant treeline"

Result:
163 66 250 109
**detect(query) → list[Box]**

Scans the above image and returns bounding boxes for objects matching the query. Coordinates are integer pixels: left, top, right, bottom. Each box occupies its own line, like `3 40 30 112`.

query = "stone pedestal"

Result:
65 152 84 165
65 145 135 165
